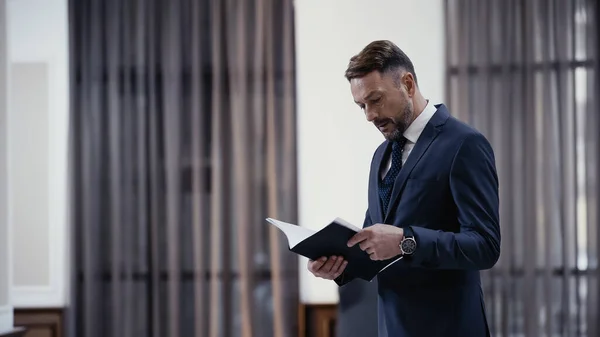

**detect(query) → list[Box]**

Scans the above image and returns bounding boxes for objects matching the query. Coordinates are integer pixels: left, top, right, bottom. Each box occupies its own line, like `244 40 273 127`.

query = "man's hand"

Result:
307 256 347 280
347 224 404 260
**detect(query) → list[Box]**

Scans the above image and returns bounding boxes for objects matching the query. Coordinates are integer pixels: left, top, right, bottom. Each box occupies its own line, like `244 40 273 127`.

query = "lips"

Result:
377 121 390 130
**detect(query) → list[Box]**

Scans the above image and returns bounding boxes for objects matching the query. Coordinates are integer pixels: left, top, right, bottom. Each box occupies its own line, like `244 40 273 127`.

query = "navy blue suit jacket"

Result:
365 104 500 337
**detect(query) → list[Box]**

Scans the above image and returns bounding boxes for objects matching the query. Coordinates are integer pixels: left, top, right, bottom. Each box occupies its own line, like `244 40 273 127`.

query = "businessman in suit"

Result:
307 40 500 336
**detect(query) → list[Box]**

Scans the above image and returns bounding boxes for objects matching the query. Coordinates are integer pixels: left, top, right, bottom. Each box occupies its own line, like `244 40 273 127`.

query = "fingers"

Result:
321 256 346 279
330 257 347 278
332 260 348 279
320 256 338 273
359 241 373 251
308 257 327 273
307 256 348 280
347 232 364 247
348 228 373 247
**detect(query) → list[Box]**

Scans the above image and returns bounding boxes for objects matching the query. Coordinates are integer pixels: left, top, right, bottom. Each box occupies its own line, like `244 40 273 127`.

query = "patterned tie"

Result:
379 138 406 214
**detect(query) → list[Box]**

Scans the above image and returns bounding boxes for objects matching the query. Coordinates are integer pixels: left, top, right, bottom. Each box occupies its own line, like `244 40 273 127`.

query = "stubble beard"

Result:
385 104 414 142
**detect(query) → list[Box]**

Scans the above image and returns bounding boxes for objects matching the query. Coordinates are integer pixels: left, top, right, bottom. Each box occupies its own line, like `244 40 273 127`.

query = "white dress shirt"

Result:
381 101 437 178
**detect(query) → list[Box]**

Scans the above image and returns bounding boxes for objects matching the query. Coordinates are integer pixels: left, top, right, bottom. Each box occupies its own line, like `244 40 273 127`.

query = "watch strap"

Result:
403 226 414 238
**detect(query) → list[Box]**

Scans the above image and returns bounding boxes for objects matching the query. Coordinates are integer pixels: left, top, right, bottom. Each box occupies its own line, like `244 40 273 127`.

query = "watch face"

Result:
401 238 417 254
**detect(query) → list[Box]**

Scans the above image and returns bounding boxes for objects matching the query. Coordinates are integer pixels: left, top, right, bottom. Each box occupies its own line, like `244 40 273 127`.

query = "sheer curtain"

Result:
67 0 298 336
446 0 599 336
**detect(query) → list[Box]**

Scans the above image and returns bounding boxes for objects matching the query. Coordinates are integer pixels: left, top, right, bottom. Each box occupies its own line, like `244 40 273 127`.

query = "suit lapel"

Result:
383 105 450 222
368 141 390 225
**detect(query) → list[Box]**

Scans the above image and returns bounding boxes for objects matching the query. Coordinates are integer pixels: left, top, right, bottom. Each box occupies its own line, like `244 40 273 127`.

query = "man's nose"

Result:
365 108 377 122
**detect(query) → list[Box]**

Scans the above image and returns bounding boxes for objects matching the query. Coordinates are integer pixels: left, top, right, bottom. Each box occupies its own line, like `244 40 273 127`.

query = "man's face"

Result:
350 70 414 141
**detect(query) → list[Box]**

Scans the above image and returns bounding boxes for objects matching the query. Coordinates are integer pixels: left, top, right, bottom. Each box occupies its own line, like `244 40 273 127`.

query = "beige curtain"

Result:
67 0 298 336
446 0 599 336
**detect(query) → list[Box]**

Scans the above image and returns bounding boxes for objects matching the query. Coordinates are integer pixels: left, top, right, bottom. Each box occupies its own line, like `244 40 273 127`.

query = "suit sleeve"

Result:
408 132 501 270
362 209 373 228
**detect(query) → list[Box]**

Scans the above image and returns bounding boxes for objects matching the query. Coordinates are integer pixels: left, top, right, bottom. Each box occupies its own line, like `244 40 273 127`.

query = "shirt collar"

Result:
403 100 437 143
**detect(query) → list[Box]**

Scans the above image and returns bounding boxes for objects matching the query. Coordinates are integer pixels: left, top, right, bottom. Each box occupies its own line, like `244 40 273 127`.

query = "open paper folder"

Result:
266 217 402 286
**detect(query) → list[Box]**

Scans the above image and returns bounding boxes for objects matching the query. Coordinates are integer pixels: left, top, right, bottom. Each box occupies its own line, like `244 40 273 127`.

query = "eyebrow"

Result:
355 90 382 104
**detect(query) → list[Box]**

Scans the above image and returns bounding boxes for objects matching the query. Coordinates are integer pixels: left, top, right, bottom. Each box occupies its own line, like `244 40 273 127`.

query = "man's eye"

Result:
372 97 382 103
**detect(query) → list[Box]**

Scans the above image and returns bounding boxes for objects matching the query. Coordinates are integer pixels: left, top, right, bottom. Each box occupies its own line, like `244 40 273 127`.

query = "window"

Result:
445 0 598 335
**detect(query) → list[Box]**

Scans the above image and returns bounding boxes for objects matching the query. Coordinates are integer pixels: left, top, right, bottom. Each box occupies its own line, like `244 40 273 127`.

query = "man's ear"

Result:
403 73 416 97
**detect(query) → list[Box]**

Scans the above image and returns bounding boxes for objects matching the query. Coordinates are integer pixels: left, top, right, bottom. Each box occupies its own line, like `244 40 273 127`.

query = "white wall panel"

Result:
7 0 70 307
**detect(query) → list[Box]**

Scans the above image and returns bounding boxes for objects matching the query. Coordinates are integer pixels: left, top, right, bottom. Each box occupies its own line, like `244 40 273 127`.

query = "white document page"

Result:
266 218 316 248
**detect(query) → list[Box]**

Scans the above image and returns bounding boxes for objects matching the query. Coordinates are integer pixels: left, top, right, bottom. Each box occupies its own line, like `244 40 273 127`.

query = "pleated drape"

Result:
68 0 298 336
446 0 599 336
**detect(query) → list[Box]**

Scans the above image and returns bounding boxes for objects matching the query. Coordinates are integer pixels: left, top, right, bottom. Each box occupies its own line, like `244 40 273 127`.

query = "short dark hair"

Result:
344 40 418 86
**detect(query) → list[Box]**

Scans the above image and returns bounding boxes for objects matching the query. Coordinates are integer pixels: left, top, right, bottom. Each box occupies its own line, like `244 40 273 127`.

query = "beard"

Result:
384 103 413 142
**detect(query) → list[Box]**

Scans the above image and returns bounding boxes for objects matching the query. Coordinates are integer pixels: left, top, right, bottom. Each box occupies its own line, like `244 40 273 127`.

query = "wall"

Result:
5 0 70 308
294 0 445 303
0 0 14 331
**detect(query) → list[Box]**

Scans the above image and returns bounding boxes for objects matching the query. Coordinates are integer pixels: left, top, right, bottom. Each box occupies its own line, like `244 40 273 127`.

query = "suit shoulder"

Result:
445 116 492 147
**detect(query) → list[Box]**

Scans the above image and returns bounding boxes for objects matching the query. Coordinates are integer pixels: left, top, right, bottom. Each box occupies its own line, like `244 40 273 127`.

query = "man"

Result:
307 40 500 336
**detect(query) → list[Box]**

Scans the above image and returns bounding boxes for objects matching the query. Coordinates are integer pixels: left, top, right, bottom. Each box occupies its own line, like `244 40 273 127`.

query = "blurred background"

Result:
0 0 598 336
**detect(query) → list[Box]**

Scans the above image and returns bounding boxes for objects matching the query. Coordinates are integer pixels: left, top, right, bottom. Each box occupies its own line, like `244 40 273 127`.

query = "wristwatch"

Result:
400 227 417 256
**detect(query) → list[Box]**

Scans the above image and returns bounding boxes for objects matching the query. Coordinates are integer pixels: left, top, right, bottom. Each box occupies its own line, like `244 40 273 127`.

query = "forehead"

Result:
350 71 395 100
